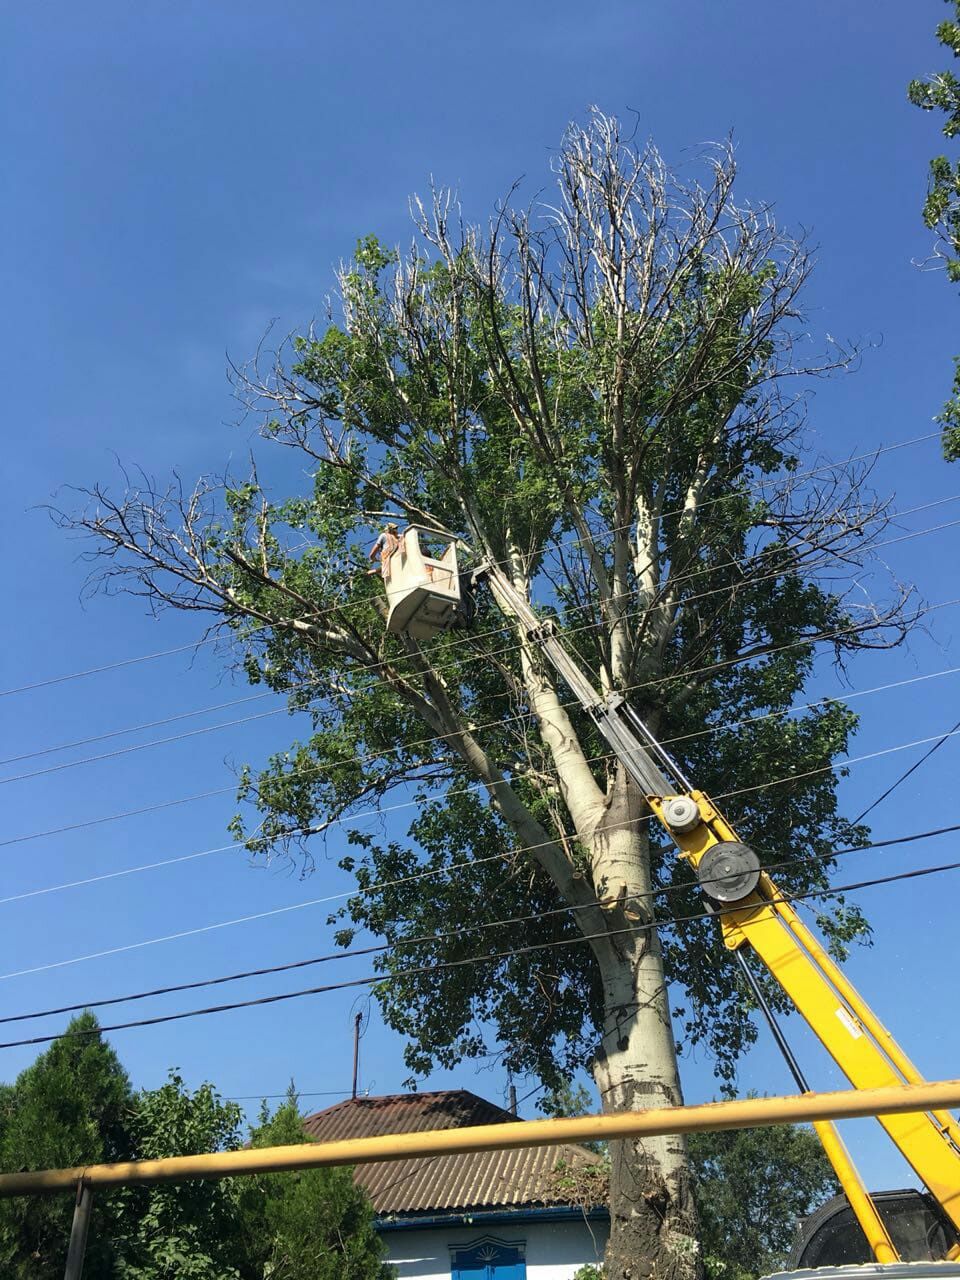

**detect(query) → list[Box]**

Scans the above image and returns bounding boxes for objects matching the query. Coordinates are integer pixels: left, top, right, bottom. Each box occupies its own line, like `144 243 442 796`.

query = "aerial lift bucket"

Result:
384 527 463 641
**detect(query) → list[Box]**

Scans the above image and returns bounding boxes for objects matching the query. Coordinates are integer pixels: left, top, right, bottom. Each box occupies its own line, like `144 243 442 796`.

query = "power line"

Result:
3 847 959 1052
0 785 236 851
7 488 958 778
0 708 288 788
4 584 959 841
0 428 945 701
0 921 650 1049
4 706 959 986
1 681 956 916
0 636 222 700
0 838 249 906
0 689 275 768
2 659 956 908
850 716 960 825
226 1089 360 1102
717 723 960 803
3 819 957 1028
2 643 959 919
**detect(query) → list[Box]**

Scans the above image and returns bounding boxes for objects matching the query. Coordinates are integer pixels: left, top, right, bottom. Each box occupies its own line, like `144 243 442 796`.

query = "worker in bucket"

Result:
368 522 404 580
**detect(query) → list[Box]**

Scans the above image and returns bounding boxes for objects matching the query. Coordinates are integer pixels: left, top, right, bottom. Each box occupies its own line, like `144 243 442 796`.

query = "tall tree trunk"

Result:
594 937 699 1280
587 773 700 1280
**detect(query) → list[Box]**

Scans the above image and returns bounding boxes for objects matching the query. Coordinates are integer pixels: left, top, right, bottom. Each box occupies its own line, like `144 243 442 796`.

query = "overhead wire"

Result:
0 427 944 702
4 591 960 851
4 661 960 911
7 487 959 779
3 845 960 1052
0 688 276 768
4 512 960 795
5 718 960 983
0 707 290 787
0 486 955 984
0 919 650 1049
225 1089 362 1102
0 635 223 700
3 818 958 1028
850 716 960 825
0 785 241 851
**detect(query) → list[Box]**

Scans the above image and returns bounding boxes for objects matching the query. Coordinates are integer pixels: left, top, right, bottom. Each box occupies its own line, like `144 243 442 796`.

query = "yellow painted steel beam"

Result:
1 1080 959 1198
776 899 960 1151
813 1119 898 1264
649 791 960 1239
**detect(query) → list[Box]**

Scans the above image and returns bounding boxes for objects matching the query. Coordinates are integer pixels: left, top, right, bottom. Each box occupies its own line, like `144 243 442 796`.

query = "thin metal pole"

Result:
735 949 898 1264
351 1012 362 1100
735 949 810 1091
63 1181 93 1280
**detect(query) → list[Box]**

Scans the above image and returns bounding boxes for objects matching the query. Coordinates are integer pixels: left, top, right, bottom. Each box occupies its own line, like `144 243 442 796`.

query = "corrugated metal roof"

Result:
301 1090 602 1215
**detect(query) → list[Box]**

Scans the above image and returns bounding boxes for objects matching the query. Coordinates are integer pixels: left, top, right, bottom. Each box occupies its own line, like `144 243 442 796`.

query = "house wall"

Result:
381 1218 609 1280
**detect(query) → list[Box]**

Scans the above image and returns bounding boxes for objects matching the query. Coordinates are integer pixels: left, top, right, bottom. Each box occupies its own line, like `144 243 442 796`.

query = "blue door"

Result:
451 1237 526 1280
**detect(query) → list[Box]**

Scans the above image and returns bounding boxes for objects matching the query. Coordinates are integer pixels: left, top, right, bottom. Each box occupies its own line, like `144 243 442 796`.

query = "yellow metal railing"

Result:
2 1078 959 1196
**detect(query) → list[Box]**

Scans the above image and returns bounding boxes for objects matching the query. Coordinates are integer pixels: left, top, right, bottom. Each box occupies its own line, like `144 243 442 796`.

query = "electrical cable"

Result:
3 818 958 1027
0 920 650 1048
0 689 276 768
0 636 223 700
4 580 959 821
7 488 958 776
3 679 960 918
0 708 289 787
3 848 960 1052
0 785 239 851
225 1089 360 1102
1 655 960 916
849 716 960 825
715 722 960 804
4 707 959 986
515 1081 548 1108
0 428 945 702
0 838 258 906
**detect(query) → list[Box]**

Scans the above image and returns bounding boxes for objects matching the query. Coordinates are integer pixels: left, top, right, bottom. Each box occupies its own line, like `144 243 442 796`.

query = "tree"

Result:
59 110 916 1280
237 1089 389 1280
688 1120 838 1280
0 1012 134 1280
114 1071 246 1280
539 1079 605 1155
0 1032 389 1279
908 0 960 458
542 1080 837 1280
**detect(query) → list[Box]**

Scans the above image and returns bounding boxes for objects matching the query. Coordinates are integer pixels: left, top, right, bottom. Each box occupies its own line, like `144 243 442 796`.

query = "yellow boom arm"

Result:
482 563 960 1260
648 789 960 1249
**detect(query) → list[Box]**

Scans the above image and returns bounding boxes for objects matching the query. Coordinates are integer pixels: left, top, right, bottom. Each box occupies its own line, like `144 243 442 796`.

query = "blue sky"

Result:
1 0 958 1187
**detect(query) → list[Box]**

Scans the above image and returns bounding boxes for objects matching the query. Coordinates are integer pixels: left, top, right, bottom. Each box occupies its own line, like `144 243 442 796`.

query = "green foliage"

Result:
908 0 960 457
237 1088 390 1280
539 1080 605 1155
540 1079 596 1122
688 1118 838 1280
66 111 907 1112
115 1072 245 1280
0 1030 389 1280
0 1012 134 1280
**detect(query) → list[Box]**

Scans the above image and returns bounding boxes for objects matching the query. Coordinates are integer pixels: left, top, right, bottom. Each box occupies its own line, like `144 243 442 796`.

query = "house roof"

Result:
301 1089 602 1217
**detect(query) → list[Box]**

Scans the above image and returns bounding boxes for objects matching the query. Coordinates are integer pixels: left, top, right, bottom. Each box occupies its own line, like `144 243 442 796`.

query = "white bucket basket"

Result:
384 527 462 640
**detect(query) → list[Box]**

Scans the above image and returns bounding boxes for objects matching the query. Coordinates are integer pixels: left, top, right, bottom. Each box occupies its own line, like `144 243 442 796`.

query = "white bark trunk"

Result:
584 772 700 1280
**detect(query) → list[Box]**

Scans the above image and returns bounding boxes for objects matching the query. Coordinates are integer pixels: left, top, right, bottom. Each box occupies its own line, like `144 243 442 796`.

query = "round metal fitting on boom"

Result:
697 841 761 903
662 795 701 833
